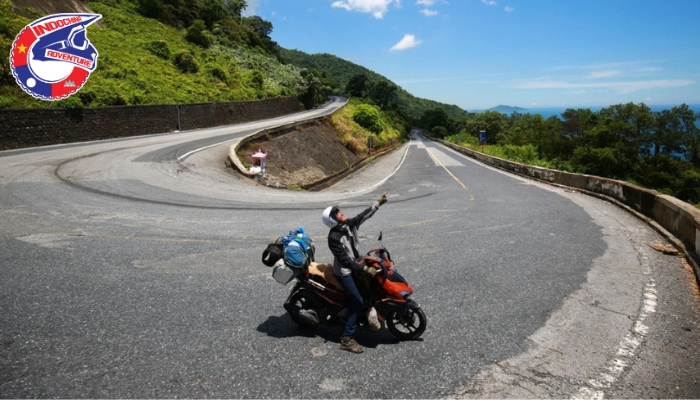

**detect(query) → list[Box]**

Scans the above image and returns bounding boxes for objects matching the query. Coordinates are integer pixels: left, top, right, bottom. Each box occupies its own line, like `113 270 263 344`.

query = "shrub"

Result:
185 19 213 48
102 92 128 106
173 50 199 73
431 126 447 138
352 104 382 134
145 40 171 60
248 69 264 90
0 95 13 108
52 95 84 109
677 169 700 204
209 65 229 83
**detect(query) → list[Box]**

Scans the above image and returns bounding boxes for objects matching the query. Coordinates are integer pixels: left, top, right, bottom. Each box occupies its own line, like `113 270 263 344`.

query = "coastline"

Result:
500 104 700 119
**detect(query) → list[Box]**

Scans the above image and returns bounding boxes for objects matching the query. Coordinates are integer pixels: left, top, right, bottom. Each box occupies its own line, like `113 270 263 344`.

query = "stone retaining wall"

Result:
0 97 304 151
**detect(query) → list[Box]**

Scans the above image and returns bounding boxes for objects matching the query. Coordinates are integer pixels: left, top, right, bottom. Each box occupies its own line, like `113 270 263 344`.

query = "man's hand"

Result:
378 192 389 206
363 265 377 277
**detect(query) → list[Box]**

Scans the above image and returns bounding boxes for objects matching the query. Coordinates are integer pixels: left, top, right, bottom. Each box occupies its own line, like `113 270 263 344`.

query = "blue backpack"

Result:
280 227 315 269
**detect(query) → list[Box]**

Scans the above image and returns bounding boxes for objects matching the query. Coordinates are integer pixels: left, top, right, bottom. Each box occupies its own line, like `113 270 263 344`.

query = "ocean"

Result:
522 104 700 119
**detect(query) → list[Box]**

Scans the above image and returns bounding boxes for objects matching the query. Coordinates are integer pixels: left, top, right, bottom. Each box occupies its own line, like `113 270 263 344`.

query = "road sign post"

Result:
479 130 487 147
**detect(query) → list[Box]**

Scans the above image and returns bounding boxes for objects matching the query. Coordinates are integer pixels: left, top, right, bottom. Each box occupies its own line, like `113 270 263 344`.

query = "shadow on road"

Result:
256 314 412 349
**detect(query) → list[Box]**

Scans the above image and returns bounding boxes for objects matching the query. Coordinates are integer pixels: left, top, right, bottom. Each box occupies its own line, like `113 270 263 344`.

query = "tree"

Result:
298 69 332 109
368 80 397 108
345 73 368 97
561 108 598 147
243 15 273 38
139 0 164 19
673 104 700 166
240 15 278 56
599 103 651 151
497 113 547 146
223 0 246 16
420 107 450 134
458 111 507 145
199 0 230 28
649 109 684 157
177 0 201 27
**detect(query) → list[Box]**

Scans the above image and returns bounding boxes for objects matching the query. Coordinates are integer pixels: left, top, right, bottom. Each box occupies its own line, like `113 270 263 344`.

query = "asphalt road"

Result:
1 113 699 398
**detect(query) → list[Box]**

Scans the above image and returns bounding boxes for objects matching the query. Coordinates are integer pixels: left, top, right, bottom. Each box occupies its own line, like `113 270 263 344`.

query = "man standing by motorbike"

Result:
321 193 389 353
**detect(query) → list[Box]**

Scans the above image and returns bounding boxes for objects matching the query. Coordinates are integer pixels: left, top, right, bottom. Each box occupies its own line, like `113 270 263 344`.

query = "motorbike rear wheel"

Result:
286 289 319 328
386 307 427 340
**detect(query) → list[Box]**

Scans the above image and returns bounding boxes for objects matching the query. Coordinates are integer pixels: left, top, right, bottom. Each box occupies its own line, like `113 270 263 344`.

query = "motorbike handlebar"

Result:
361 256 388 285
366 247 391 262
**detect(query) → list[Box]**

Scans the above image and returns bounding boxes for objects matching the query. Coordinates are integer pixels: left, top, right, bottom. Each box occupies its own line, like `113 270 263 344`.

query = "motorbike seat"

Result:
308 262 344 292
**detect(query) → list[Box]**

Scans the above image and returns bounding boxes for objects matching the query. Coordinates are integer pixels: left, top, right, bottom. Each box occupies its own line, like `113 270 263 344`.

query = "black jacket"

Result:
328 203 378 277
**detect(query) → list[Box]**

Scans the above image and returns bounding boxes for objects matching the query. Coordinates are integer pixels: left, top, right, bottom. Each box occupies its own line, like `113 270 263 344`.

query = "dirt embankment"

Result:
237 120 362 188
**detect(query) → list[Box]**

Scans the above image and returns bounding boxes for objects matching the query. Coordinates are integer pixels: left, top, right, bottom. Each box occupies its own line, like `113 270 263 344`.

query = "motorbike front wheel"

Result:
386 307 427 340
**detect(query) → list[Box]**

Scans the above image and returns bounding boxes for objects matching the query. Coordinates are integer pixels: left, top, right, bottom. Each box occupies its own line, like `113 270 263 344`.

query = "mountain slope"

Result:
280 48 470 121
1 0 305 108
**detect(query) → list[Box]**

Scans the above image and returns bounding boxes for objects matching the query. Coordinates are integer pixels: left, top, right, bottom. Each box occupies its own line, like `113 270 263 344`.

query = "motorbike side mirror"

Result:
378 231 382 241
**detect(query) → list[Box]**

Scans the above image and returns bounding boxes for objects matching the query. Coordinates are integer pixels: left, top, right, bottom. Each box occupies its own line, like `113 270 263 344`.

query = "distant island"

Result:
472 105 529 114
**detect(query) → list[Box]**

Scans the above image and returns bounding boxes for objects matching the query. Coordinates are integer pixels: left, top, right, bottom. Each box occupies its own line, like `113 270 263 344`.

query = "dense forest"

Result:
418 103 700 207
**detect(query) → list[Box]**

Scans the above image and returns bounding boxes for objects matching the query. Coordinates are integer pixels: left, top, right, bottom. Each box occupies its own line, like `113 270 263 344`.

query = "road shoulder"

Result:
448 183 700 398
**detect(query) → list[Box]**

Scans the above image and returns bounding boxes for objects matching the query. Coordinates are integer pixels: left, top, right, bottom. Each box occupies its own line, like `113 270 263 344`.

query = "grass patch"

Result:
329 98 406 156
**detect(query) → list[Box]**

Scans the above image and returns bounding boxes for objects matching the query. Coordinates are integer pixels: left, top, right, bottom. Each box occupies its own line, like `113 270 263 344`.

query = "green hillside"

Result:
280 48 470 121
0 0 305 108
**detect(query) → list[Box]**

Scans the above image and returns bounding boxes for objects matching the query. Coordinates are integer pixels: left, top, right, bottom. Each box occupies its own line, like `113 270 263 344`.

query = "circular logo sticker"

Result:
9 13 102 101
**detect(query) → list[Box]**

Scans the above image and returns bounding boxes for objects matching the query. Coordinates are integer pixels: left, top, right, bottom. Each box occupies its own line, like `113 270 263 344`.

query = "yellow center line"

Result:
425 146 468 191
398 147 475 228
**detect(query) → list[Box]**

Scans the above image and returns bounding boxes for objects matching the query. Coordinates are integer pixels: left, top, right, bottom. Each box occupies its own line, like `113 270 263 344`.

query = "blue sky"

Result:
245 1 700 111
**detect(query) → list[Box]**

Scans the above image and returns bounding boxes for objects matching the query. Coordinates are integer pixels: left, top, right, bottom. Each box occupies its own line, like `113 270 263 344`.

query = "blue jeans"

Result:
340 274 364 338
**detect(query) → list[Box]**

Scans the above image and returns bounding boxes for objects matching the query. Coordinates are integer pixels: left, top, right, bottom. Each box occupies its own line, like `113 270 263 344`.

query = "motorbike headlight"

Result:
399 291 412 299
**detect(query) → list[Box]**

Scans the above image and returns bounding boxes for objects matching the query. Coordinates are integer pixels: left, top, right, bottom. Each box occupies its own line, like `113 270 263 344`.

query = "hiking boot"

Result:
340 336 364 353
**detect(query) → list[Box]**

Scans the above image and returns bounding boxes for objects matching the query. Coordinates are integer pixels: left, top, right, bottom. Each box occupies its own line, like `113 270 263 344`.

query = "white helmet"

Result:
322 205 340 228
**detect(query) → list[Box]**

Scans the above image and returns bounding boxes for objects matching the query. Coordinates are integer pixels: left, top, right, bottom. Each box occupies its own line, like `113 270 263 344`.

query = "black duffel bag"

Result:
262 242 284 267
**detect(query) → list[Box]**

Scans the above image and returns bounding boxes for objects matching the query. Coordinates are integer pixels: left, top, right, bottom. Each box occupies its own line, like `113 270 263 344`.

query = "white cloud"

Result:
391 34 422 51
331 0 400 19
589 71 619 78
482 0 497 5
504 6 514 12
512 79 694 93
420 8 438 16
548 61 659 73
416 0 437 5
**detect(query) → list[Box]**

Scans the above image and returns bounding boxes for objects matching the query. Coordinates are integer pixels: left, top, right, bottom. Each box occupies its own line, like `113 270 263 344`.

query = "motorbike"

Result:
278 232 427 340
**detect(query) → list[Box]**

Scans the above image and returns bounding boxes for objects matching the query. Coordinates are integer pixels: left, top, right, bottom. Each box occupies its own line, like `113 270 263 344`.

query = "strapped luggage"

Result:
261 228 315 270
